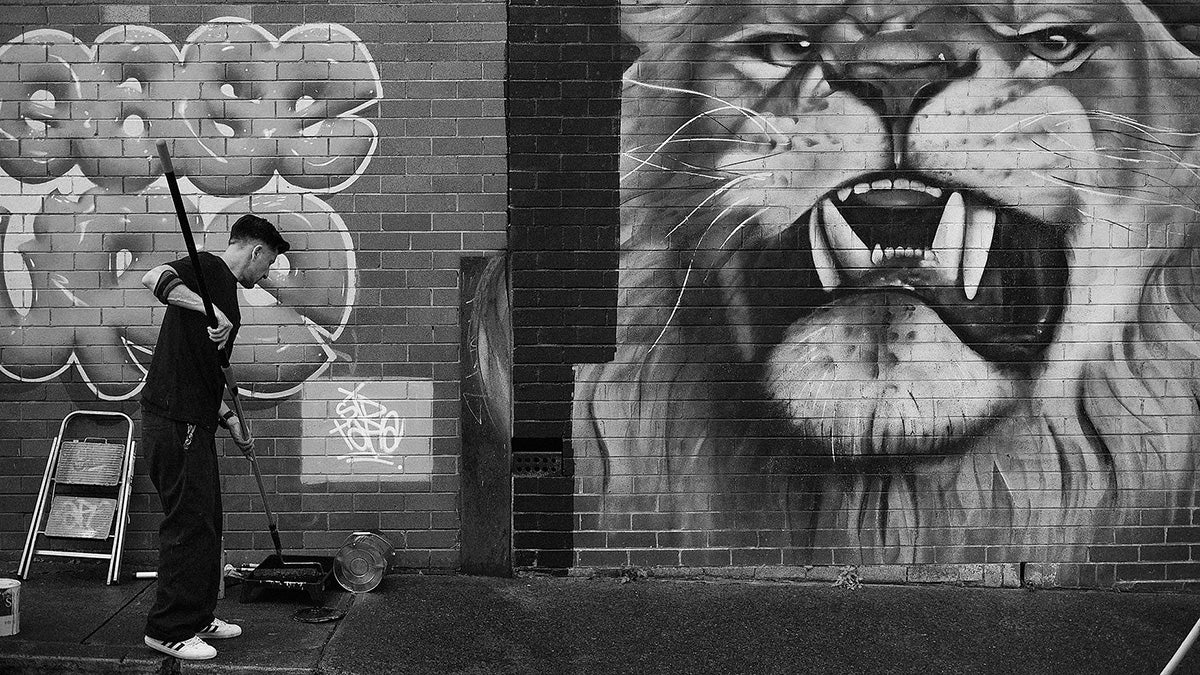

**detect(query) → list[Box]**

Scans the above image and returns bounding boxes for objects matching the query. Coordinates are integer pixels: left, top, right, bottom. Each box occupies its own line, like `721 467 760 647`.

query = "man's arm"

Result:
142 264 233 347
216 401 254 453
143 264 204 313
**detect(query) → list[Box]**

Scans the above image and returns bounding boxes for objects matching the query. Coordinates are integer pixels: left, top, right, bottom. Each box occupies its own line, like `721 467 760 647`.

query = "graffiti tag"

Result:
329 383 406 468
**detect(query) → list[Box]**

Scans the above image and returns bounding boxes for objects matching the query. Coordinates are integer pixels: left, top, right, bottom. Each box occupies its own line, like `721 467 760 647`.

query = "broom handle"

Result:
248 453 285 560
155 140 251 439
155 142 221 353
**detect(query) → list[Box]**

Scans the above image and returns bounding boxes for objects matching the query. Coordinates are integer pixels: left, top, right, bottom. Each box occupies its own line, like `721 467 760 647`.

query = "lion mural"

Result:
573 0 1200 564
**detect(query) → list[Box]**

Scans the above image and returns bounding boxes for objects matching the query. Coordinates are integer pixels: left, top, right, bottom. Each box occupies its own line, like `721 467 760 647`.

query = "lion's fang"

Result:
808 208 840 292
932 191 965 284
821 200 873 273
811 193 995 298
962 202 996 300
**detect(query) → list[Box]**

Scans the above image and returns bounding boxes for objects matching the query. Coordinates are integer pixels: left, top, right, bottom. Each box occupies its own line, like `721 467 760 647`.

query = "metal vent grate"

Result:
512 452 562 477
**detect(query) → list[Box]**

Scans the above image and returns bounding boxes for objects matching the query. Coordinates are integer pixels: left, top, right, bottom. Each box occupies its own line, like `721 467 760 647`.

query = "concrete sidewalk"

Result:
4 559 1200 674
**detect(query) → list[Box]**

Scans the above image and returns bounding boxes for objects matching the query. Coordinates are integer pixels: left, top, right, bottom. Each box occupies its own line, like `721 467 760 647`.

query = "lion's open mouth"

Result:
741 173 1068 365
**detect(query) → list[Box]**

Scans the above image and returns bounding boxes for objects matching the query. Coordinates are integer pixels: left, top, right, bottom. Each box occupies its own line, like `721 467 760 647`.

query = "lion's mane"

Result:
574 0 1200 564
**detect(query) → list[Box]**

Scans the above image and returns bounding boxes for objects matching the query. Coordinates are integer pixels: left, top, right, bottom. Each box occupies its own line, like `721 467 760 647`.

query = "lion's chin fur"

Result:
763 293 1016 459
574 246 1200 564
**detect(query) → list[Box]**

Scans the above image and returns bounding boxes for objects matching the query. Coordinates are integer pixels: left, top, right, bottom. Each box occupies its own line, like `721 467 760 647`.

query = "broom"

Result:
155 141 325 583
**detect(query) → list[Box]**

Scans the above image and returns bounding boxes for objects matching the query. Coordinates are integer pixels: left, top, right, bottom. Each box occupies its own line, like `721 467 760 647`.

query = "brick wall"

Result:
6 0 1200 591
508 0 622 570
511 1 1200 588
0 0 505 571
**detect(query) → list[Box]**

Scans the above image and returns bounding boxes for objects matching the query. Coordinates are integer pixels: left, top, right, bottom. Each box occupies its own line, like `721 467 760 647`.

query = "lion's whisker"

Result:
1043 141 1200 184
1087 127 1196 151
652 153 771 178
709 198 751 233
620 152 728 181
646 198 769 359
715 151 794 171
994 109 1200 148
619 179 759 207
643 260 695 359
1118 162 1200 199
1020 108 1200 138
1085 110 1200 138
1119 150 1200 176
719 207 769 250
695 200 754 254
626 138 774 151
1091 146 1200 168
699 206 768 284
1032 135 1200 192
1030 137 1091 164
620 168 771 211
1125 166 1200 203
1076 209 1135 233
622 104 777 182
667 173 771 239
1041 173 1200 218
990 109 1089 137
1053 152 1200 208
624 76 784 137
1083 115 1200 178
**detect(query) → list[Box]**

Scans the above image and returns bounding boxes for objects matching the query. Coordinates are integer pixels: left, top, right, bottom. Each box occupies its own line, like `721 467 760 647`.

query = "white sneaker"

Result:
144 635 217 660
197 617 242 639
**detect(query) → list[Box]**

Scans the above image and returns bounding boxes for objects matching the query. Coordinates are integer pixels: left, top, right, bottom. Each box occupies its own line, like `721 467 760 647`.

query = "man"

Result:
139 214 289 661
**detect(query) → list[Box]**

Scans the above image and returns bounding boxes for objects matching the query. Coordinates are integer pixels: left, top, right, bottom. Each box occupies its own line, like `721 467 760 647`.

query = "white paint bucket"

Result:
0 578 20 636
334 531 394 593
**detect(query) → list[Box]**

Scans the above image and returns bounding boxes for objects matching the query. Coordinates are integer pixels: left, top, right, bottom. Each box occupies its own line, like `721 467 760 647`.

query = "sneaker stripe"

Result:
145 635 216 661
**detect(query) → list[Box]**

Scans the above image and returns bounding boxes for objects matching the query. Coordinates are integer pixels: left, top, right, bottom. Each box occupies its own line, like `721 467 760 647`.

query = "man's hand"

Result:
228 414 255 456
208 306 233 350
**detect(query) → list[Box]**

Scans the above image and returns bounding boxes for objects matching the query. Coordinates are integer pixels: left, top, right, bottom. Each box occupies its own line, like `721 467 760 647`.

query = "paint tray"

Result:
240 554 335 605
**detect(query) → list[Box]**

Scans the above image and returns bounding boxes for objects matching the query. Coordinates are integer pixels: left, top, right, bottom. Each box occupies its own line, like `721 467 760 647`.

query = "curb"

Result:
0 640 167 675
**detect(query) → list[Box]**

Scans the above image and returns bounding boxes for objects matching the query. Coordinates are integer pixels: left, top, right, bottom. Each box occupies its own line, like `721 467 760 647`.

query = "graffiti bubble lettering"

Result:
330 383 405 468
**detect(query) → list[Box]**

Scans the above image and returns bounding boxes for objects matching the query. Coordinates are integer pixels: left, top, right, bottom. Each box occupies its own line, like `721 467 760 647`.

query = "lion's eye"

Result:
744 35 815 69
1021 27 1093 64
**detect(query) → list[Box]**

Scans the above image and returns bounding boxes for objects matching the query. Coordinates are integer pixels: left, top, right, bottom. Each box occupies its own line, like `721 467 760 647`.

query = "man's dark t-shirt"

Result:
141 252 241 431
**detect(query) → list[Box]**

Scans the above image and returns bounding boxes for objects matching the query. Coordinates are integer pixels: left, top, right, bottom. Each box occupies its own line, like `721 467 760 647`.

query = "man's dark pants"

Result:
142 410 222 642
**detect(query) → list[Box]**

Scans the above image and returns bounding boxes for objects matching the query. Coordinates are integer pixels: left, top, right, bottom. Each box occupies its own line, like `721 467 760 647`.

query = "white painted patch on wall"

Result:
300 379 435 484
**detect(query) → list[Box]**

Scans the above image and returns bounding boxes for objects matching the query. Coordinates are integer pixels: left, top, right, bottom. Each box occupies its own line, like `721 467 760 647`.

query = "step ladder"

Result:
18 410 136 585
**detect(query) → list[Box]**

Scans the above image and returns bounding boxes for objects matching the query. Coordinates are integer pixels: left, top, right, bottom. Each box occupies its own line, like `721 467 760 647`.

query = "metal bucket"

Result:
334 531 394 593
0 578 20 636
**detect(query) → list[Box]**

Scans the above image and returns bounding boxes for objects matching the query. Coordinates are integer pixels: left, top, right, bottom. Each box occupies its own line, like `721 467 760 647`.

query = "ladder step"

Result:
35 550 113 560
45 495 117 540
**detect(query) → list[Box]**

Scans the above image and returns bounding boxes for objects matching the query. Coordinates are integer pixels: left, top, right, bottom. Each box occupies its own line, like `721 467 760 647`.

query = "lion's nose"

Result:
822 32 979 160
